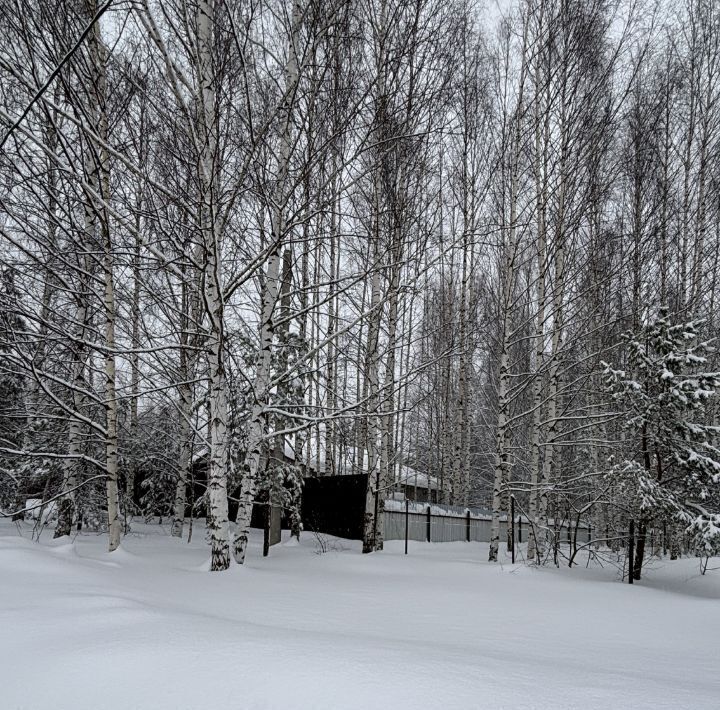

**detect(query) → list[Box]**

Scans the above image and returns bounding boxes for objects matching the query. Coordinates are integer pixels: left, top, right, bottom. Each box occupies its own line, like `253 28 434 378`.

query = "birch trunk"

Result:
172 218 201 538
103 230 121 553
87 0 121 551
324 157 339 476
127 186 143 517
539 221 565 559
691 118 710 315
171 375 193 538
362 0 388 551
378 255 401 549
55 145 89 538
362 260 383 553
489 24 527 561
233 0 302 565
489 227 516 561
454 226 471 506
528 6 549 561
26 105 59 524
489 335 510 562
196 0 230 570
538 36 570 560
233 249 280 564
679 47 696 311
55 342 86 537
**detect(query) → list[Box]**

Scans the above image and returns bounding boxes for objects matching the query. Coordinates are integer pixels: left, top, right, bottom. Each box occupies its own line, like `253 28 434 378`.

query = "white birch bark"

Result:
377 254 401 550
127 103 147 517
324 155 339 476
454 226 471 506
528 28 549 561
89 0 121 552
127 228 140 515
362 259 383 553
171 377 193 538
233 0 302 564
489 23 527 561
538 34 570 559
361 0 389 553
54 324 87 537
196 0 230 570
172 216 202 538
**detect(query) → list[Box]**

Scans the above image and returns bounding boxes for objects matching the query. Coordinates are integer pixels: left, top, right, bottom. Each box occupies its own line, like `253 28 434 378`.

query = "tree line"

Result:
1 0 719 574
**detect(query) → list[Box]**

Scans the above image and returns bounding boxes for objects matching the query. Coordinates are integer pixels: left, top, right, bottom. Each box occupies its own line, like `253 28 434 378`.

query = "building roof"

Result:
394 464 439 491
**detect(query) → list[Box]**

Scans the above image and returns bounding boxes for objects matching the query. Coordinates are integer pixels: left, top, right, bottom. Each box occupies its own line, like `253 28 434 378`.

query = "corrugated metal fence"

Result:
383 500 590 545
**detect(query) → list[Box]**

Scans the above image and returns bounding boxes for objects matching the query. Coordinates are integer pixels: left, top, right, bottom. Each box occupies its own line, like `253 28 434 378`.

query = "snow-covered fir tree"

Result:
604 308 720 578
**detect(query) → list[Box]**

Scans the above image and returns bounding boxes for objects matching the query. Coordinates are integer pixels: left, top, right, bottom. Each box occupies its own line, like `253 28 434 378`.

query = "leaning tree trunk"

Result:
233 0 302 565
233 247 281 564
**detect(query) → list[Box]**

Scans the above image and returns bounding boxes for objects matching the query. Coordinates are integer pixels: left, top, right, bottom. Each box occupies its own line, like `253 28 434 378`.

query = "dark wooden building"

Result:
301 473 368 539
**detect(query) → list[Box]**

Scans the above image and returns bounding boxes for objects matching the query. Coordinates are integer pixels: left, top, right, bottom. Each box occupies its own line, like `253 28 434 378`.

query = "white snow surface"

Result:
1 521 719 710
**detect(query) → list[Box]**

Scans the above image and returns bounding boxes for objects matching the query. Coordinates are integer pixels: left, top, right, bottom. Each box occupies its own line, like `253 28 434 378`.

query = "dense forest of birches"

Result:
1 0 720 572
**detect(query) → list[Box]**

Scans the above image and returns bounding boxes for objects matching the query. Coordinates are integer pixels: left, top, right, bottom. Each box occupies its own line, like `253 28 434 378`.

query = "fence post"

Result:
518 516 522 543
628 519 635 585
466 509 471 542
510 496 515 564
426 505 431 543
405 499 409 555
263 503 270 558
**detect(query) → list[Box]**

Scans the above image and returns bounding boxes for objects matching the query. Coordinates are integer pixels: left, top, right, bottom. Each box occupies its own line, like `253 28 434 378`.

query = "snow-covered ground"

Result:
1 521 718 710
